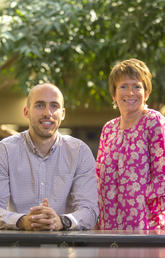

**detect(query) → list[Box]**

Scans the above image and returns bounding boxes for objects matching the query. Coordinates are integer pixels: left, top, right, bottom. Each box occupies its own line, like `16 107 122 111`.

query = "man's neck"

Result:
29 132 57 157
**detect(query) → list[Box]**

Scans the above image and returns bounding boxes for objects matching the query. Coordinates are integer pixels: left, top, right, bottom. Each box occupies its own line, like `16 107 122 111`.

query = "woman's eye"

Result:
120 85 127 89
135 85 143 90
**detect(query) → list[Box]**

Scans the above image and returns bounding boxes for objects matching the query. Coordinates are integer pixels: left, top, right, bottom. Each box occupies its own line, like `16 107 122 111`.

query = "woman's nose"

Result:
127 86 134 94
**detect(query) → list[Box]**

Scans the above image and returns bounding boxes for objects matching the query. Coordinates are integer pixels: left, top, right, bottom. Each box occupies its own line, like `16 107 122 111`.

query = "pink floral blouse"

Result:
96 109 165 230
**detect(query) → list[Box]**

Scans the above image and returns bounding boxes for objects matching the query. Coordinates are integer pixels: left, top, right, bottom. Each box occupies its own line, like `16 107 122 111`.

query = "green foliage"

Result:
0 0 165 108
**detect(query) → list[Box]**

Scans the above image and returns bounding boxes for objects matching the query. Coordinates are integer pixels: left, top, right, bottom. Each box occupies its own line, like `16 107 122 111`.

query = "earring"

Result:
112 100 118 109
144 103 148 109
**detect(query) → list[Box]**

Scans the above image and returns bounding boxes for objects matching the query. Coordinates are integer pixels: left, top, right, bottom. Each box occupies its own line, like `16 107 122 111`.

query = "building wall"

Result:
0 95 118 127
0 95 118 157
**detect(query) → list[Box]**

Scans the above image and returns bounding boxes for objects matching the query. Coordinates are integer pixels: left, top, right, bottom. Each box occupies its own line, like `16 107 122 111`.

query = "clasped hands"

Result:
17 198 63 231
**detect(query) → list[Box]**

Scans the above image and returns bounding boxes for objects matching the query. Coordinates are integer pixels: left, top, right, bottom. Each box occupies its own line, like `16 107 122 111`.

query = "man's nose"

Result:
43 105 52 116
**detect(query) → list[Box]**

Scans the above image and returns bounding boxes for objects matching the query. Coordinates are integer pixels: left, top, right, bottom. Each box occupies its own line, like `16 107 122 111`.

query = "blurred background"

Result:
0 0 165 157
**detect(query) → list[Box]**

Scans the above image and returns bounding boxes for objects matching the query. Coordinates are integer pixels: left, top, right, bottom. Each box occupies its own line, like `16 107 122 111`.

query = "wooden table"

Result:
0 230 165 247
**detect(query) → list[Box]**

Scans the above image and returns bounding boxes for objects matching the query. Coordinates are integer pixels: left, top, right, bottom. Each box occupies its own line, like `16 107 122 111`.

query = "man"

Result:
0 83 98 231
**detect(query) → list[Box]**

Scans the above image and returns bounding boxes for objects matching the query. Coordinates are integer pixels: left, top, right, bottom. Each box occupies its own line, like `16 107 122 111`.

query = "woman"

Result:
96 58 165 230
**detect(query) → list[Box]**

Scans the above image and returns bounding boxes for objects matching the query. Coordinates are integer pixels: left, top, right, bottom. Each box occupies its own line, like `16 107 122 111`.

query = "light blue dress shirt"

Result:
0 130 98 230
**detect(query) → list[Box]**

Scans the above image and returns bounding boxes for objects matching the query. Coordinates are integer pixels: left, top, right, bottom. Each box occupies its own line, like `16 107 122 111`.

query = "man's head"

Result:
24 83 65 140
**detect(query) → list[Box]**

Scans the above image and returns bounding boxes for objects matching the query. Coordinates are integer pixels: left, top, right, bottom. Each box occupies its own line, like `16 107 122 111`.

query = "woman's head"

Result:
109 58 152 98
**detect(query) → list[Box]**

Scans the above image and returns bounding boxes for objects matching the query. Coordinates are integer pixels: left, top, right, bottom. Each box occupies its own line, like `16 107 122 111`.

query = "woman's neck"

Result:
120 109 146 130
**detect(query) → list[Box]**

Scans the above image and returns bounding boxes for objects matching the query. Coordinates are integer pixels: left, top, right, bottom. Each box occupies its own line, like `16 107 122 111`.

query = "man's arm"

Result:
64 142 99 230
0 142 61 231
0 143 26 229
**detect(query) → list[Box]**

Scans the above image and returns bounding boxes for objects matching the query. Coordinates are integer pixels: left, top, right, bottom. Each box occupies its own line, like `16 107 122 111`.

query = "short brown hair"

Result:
109 58 152 97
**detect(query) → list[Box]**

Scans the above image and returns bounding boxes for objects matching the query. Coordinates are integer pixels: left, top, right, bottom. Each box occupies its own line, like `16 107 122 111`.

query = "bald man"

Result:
0 83 98 231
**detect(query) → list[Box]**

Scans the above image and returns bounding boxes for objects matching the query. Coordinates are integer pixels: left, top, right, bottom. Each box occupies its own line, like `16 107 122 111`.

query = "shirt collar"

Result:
24 130 60 158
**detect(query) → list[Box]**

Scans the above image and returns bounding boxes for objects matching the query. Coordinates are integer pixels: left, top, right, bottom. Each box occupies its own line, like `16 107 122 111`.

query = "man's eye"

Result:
51 103 59 109
36 103 44 108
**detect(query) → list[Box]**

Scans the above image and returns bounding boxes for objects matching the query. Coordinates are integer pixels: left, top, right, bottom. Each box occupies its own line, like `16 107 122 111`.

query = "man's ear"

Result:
24 106 29 118
61 108 65 120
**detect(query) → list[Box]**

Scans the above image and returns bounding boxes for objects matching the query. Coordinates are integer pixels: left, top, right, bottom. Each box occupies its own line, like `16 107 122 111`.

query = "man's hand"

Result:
17 214 34 231
17 198 63 231
29 204 63 231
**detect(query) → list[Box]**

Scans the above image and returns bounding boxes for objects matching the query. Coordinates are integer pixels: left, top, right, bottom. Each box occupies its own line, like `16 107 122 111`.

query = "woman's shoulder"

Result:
144 108 165 127
145 108 164 120
101 117 120 135
103 117 120 128
146 108 163 116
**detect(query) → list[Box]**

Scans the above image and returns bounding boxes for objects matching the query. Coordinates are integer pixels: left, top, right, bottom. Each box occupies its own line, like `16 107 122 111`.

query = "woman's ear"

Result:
112 96 116 102
145 91 149 102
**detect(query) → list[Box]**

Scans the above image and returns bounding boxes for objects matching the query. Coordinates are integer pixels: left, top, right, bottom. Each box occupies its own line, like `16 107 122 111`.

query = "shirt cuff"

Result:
64 213 78 229
5 213 26 229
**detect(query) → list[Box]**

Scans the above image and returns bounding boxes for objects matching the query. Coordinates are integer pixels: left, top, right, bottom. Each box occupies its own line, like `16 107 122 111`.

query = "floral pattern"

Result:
96 109 165 230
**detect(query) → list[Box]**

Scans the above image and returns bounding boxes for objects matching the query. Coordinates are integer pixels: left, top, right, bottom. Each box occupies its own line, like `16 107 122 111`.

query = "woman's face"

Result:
113 76 149 116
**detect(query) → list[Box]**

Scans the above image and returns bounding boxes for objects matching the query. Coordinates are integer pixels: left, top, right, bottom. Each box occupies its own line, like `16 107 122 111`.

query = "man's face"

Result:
24 84 65 140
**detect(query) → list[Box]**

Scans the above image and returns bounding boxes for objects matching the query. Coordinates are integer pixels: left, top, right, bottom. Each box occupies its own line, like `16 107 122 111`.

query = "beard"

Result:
33 126 54 138
30 120 60 139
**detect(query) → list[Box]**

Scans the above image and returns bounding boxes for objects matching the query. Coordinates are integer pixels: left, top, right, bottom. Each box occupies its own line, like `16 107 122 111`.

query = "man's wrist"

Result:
59 215 72 230
16 215 26 229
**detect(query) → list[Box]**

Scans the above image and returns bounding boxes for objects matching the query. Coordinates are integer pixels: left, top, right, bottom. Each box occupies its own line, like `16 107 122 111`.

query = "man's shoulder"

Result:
58 133 91 153
58 133 94 160
0 131 25 147
59 134 85 146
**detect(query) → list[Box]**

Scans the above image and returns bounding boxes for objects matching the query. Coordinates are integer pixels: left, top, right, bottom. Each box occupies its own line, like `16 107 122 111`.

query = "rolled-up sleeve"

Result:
65 142 99 229
0 143 24 229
